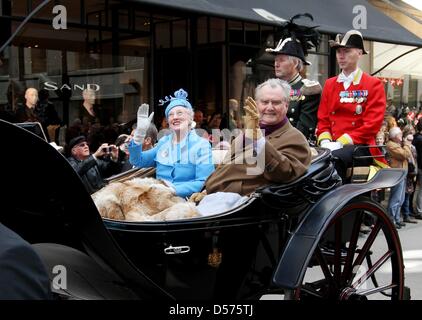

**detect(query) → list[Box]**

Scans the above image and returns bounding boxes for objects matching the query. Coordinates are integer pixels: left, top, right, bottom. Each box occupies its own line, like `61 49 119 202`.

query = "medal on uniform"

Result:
348 91 353 103
359 91 362 102
339 91 346 103
289 89 295 101
356 104 362 114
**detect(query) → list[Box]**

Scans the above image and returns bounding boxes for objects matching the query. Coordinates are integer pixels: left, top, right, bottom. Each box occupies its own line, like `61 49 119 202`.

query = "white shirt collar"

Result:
337 68 362 90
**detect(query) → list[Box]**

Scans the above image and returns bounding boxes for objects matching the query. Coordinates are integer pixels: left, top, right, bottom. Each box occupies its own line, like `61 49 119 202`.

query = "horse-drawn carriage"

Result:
0 119 408 300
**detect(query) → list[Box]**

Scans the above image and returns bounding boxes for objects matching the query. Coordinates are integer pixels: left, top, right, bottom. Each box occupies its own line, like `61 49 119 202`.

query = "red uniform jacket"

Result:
317 70 388 166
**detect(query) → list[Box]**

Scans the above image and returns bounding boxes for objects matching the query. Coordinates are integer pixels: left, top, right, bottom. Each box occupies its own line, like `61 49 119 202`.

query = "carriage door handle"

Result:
164 245 190 255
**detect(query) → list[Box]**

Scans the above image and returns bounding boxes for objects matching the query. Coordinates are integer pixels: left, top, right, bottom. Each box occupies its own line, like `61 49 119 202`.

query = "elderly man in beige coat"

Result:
204 78 311 196
386 126 412 228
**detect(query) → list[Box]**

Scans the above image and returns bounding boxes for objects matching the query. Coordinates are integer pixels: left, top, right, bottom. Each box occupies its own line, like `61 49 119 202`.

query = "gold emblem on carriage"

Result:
208 248 222 268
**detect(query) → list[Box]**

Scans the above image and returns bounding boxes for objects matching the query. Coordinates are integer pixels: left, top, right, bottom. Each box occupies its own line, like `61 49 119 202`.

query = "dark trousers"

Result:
332 145 373 182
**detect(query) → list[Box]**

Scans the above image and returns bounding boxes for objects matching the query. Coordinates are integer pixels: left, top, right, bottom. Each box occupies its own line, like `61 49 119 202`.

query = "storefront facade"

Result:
0 0 420 139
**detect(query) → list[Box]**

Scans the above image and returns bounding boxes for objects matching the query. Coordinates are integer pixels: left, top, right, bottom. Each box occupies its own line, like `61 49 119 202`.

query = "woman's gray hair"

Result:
389 126 402 139
255 78 291 102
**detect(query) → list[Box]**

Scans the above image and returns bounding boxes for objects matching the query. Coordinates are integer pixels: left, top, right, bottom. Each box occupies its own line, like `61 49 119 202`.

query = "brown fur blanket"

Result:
92 177 199 221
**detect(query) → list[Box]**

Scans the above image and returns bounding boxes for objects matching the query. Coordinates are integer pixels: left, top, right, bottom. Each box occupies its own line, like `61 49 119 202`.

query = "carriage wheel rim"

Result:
294 198 404 300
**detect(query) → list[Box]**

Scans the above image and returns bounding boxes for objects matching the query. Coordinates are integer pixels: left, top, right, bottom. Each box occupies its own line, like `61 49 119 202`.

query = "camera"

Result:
102 146 112 153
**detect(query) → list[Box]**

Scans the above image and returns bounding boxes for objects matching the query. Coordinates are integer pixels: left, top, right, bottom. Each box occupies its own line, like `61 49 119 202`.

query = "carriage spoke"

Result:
342 211 364 284
334 220 343 283
350 220 382 280
355 284 397 297
351 250 393 289
315 245 335 285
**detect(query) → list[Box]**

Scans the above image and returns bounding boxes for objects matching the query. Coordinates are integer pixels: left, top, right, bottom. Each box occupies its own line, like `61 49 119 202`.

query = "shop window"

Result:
173 19 188 48
46 50 62 76
261 26 276 48
155 21 171 48
24 47 46 75
209 18 225 43
118 9 130 30
305 54 329 86
197 17 208 44
245 23 259 45
135 14 152 33
228 20 243 44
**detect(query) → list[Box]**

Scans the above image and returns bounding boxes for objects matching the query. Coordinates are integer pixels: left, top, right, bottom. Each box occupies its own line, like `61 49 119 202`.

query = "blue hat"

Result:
163 89 193 118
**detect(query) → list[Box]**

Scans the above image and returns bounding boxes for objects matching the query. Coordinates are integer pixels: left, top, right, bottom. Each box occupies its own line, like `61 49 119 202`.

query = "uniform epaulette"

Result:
301 79 322 95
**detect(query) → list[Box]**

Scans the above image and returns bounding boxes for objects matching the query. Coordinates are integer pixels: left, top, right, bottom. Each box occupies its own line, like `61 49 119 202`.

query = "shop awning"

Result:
127 0 422 47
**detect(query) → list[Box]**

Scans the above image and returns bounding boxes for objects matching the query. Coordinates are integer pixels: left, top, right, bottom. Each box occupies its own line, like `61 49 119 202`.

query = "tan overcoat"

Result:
205 121 311 195
386 140 411 169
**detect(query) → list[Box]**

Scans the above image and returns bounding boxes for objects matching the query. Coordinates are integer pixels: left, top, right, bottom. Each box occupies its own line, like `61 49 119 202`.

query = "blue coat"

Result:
129 130 215 198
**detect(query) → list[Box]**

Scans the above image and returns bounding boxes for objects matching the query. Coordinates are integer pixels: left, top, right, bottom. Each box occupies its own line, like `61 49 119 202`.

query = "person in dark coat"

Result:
0 223 51 299
67 135 121 194
266 16 321 141
14 88 41 123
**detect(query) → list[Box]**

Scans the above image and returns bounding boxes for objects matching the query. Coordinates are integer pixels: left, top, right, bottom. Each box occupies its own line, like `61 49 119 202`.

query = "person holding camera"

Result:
67 135 121 194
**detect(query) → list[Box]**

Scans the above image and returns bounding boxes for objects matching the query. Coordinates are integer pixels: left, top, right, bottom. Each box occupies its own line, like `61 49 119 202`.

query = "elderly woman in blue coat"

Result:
128 89 215 198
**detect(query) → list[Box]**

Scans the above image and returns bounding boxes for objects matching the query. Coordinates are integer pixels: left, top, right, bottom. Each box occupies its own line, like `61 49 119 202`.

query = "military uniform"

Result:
288 74 321 141
317 69 388 177
317 69 385 146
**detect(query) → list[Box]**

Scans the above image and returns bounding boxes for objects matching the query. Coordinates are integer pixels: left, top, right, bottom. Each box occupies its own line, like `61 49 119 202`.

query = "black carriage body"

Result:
101 147 341 299
104 198 289 299
0 119 406 300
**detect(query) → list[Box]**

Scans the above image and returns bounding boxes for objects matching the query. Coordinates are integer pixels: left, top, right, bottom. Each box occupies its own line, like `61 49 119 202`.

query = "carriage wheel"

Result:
290 196 404 300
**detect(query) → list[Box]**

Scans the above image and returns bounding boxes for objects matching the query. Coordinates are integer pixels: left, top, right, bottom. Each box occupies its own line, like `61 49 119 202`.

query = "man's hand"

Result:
133 103 154 145
93 143 110 158
243 96 262 140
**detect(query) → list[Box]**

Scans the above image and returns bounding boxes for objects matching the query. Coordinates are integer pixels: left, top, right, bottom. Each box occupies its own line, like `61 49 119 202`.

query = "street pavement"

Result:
393 220 422 300
261 212 422 301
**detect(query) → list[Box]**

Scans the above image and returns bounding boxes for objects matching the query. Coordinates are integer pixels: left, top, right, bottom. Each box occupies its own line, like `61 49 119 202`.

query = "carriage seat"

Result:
256 147 342 209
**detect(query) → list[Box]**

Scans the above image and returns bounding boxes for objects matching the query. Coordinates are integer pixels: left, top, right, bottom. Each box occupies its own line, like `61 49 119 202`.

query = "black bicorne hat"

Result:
266 13 320 66
266 37 311 65
329 30 369 54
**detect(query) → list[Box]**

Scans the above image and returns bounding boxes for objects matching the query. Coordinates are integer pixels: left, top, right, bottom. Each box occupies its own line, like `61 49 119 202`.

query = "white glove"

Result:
133 104 154 145
322 141 343 151
320 139 331 148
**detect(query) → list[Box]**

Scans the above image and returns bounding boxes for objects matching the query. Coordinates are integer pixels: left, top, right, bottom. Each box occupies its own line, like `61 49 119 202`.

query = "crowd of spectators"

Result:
378 104 422 228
